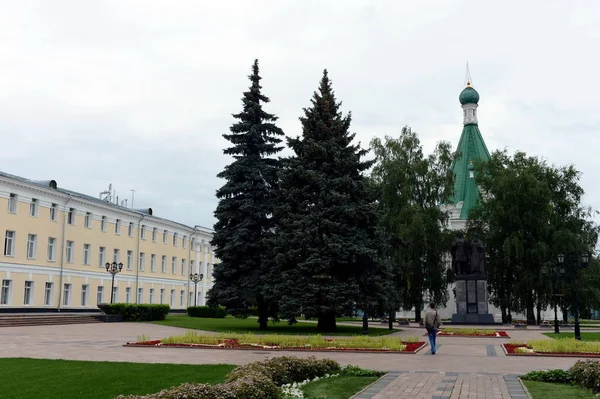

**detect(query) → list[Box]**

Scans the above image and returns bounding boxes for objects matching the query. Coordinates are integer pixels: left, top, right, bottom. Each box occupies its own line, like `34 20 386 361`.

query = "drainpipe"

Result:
56 195 73 312
134 214 145 303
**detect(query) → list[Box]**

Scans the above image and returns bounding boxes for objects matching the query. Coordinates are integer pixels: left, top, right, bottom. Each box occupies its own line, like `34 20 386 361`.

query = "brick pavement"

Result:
0 323 591 398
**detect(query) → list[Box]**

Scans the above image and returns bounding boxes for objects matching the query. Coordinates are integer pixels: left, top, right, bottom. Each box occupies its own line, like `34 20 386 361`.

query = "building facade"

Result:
0 172 216 312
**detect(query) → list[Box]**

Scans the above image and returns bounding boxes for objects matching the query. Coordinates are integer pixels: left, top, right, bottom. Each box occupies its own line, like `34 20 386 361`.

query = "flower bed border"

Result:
502 343 600 358
123 340 427 354
422 330 510 338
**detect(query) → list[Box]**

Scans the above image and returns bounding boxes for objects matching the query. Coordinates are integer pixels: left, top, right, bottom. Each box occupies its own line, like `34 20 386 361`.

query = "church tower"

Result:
445 79 491 230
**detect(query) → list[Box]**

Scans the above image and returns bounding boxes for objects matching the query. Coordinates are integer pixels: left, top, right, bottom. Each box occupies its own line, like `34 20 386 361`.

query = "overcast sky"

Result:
0 1 598 229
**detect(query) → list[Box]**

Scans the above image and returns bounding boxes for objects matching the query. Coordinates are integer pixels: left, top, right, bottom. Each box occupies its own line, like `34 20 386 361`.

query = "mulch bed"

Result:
124 340 427 354
423 331 510 338
503 343 600 358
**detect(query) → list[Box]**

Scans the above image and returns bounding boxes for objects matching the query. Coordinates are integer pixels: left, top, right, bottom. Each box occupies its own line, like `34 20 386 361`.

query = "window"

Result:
44 282 53 305
140 225 146 239
8 193 17 213
125 287 131 304
188 291 193 306
63 283 71 306
66 241 74 263
161 256 166 273
183 236 187 249
180 290 184 307
170 289 175 306
149 288 154 304
101 216 107 232
96 286 104 304
4 231 15 256
137 288 143 304
23 281 33 305
1 280 11 304
30 198 38 216
115 219 121 234
191 238 195 250
160 288 165 304
128 222 134 237
27 234 37 259
181 259 186 275
48 238 56 261
83 244 90 265
171 256 176 274
85 212 92 228
127 250 133 270
150 254 156 272
81 284 88 306
98 247 106 267
152 228 157 242
68 208 75 225
189 259 193 275
139 252 145 271
50 203 57 221
112 286 118 302
173 233 178 247
163 230 168 243
113 248 120 263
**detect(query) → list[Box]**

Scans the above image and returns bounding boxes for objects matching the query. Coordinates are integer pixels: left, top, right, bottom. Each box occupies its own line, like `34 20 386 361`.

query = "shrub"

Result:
98 303 170 321
570 360 600 391
116 382 236 399
340 365 385 377
520 369 572 383
187 306 227 318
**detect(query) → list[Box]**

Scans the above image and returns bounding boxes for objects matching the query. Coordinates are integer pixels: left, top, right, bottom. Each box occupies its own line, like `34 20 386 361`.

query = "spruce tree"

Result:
208 60 284 330
269 70 384 332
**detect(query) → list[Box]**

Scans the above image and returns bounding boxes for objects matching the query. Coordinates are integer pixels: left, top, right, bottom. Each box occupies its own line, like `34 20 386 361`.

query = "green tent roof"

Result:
450 123 490 219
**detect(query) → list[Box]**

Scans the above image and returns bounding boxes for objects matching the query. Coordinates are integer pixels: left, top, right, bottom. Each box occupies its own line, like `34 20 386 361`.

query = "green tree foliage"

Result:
468 150 598 324
268 70 387 332
370 127 455 322
208 60 284 329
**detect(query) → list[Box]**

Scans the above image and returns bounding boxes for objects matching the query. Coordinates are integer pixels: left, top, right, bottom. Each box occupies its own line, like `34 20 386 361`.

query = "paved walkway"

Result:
0 323 591 398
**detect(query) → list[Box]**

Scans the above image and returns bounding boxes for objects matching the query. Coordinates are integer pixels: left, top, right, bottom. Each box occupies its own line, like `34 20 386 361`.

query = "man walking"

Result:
424 303 442 354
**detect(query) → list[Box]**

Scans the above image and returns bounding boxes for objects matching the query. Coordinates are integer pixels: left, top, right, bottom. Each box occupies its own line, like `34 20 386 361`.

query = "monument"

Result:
450 232 494 324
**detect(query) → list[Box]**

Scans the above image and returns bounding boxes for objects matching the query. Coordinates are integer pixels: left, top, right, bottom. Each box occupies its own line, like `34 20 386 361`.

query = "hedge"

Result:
98 303 170 321
187 306 227 318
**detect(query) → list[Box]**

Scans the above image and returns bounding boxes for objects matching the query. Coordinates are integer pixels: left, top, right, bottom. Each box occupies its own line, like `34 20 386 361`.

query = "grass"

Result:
522 381 594 398
544 332 600 341
526 338 600 353
151 315 397 336
157 330 418 351
0 358 235 399
302 375 379 399
439 328 496 335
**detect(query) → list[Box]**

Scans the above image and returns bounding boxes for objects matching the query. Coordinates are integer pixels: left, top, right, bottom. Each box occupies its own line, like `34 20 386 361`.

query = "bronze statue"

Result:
469 233 486 275
451 232 470 275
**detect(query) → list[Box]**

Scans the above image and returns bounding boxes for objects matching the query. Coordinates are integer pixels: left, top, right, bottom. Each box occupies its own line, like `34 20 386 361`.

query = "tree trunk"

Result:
536 301 542 325
562 305 568 323
414 300 422 323
526 291 536 325
317 312 337 332
501 306 508 324
256 295 269 330
388 310 395 330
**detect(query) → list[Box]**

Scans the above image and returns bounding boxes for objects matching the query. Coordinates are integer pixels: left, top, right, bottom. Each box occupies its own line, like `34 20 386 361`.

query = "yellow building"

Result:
0 171 217 311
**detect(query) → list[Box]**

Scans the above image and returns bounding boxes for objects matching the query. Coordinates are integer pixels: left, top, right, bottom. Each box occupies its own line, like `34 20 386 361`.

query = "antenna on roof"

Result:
465 61 473 87
130 189 136 209
99 183 112 202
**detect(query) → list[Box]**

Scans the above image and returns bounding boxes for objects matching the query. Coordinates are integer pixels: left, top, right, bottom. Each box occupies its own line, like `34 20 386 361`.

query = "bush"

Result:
116 383 236 399
570 360 600 391
520 369 572 383
187 306 227 318
98 303 170 321
340 365 385 377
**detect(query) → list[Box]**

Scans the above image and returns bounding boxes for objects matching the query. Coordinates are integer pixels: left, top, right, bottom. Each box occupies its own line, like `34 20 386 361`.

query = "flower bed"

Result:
125 332 426 354
503 340 600 358
423 328 510 338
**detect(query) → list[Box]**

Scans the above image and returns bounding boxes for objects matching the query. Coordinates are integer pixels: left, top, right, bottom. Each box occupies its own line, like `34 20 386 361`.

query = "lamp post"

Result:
105 261 123 304
541 264 566 334
189 273 203 306
557 252 590 340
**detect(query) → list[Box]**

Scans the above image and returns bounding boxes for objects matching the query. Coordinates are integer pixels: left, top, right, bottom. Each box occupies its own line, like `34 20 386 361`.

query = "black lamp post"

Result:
541 263 566 334
557 252 590 340
189 273 204 306
105 261 123 303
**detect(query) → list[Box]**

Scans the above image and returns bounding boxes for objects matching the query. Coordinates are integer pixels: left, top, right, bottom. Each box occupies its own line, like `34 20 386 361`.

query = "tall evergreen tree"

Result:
208 60 284 330
268 70 385 332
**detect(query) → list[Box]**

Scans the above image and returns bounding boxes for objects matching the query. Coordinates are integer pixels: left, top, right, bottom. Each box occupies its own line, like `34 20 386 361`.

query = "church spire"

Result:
459 66 480 126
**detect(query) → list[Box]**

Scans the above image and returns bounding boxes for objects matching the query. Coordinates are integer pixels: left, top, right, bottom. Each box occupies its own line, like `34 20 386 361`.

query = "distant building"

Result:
0 172 216 311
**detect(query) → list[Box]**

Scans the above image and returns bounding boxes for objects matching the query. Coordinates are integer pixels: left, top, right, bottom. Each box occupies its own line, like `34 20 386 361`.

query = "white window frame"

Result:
4 231 15 257
152 228 157 242
171 256 176 274
27 234 37 259
8 193 17 214
170 289 175 306
1 280 12 305
125 287 131 304
183 236 187 249
63 283 72 306
48 237 56 261
30 198 38 217
180 290 184 307
127 250 133 270
137 288 143 304
101 216 107 232
81 284 89 306
150 254 156 272
163 230 168 244
115 219 121 235
99 246 106 268
24 281 33 305
160 288 165 304
68 208 75 225
113 248 120 263
149 288 154 304
83 244 90 265
66 240 74 263
128 222 134 237
181 258 186 275
85 212 92 228
97 286 104 304
140 225 146 240
139 252 145 271
112 286 118 302
161 255 166 273
44 282 53 306
173 233 178 247
50 203 58 221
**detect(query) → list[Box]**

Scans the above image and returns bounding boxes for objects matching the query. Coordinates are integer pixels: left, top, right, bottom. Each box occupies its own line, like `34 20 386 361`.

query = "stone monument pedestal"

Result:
451 275 494 324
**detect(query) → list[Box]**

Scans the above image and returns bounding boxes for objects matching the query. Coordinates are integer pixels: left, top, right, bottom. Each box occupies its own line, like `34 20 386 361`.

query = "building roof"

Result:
450 120 490 219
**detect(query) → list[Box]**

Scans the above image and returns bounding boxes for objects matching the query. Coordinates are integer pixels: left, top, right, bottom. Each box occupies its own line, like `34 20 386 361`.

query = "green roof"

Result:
459 86 480 105
450 123 490 219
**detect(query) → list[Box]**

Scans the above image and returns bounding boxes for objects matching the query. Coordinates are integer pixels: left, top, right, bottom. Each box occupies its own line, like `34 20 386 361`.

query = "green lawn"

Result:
523 381 594 398
151 315 397 336
302 375 379 399
543 332 600 341
0 358 235 399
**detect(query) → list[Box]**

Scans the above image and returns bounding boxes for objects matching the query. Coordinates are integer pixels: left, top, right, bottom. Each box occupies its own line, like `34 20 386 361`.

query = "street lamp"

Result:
189 273 204 307
105 261 123 303
541 264 566 334
557 252 590 340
